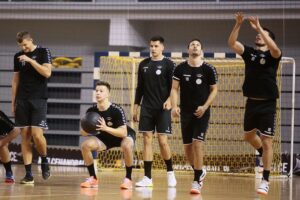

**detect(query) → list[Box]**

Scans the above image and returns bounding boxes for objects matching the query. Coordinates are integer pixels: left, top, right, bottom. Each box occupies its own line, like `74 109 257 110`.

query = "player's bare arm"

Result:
194 84 218 118
11 72 19 116
228 12 245 55
248 16 281 58
96 117 127 138
170 80 180 117
18 55 52 78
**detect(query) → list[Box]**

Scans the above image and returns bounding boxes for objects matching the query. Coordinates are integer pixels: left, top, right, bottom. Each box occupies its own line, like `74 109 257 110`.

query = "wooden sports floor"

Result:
0 165 298 200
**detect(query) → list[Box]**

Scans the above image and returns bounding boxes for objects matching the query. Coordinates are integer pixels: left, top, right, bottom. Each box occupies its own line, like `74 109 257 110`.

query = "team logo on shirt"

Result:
107 121 113 127
156 69 162 75
183 74 191 81
143 66 148 72
32 55 37 60
251 54 257 61
260 58 266 65
196 78 202 85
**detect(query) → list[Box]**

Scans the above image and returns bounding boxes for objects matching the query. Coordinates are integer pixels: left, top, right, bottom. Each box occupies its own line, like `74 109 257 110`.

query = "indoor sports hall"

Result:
0 1 299 199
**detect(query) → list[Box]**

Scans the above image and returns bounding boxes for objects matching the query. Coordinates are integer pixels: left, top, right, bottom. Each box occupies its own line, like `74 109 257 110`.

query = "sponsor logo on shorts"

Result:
39 120 48 128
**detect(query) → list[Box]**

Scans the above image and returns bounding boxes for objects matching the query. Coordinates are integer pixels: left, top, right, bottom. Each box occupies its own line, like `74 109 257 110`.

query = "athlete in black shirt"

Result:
171 39 218 194
133 36 176 187
12 31 52 184
228 13 282 195
80 81 135 190
0 110 20 183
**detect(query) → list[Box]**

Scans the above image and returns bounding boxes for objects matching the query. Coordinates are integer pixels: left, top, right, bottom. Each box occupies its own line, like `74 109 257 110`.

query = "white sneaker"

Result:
257 180 269 195
190 181 203 194
135 176 153 187
199 169 206 182
167 171 177 187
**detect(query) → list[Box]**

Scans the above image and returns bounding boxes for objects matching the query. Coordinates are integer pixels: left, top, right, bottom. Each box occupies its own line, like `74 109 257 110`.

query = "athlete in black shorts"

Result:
80 81 135 190
171 39 218 194
12 31 52 184
228 12 282 195
0 110 20 183
133 36 176 187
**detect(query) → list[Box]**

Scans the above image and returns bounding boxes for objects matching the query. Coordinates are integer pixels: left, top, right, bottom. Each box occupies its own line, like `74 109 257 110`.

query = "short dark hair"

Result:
187 38 203 49
150 35 164 43
16 31 32 43
263 27 275 41
96 81 111 91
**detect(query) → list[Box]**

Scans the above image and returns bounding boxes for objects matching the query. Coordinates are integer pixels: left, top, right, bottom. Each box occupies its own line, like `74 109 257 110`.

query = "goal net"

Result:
96 55 283 175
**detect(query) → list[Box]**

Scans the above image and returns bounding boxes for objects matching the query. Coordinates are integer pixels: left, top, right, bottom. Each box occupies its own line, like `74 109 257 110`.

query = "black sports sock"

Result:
164 159 173 172
41 156 48 163
3 161 12 174
144 161 153 179
87 164 97 179
263 170 270 182
25 164 32 176
194 170 201 182
125 166 133 180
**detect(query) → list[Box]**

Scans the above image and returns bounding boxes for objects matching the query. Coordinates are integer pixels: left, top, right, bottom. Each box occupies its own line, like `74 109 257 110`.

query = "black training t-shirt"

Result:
86 103 127 138
14 46 52 99
173 61 218 113
134 57 175 109
241 45 281 99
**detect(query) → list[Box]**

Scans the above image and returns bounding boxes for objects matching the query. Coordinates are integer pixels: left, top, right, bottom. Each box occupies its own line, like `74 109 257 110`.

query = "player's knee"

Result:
158 140 168 149
261 137 272 150
81 141 93 152
143 134 152 145
121 142 133 153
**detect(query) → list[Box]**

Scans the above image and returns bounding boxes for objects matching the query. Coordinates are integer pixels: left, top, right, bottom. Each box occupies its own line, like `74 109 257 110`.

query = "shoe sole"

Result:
190 189 201 194
135 184 153 187
257 190 268 195
120 186 133 190
80 185 98 188
20 181 34 184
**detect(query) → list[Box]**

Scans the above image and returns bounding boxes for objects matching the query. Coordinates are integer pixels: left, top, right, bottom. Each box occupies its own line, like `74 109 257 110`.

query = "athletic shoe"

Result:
120 178 133 189
41 162 51 180
20 174 34 184
190 181 203 194
257 179 269 195
80 176 99 188
135 176 153 187
167 171 177 187
5 172 15 183
199 169 206 182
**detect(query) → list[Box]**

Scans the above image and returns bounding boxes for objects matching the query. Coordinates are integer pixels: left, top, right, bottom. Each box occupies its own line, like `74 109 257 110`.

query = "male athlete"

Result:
228 13 282 195
12 31 52 184
133 36 176 187
80 81 135 190
0 110 20 183
171 39 218 194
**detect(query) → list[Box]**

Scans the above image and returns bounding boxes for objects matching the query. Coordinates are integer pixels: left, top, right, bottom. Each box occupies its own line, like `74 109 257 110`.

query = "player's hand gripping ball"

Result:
80 112 101 134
